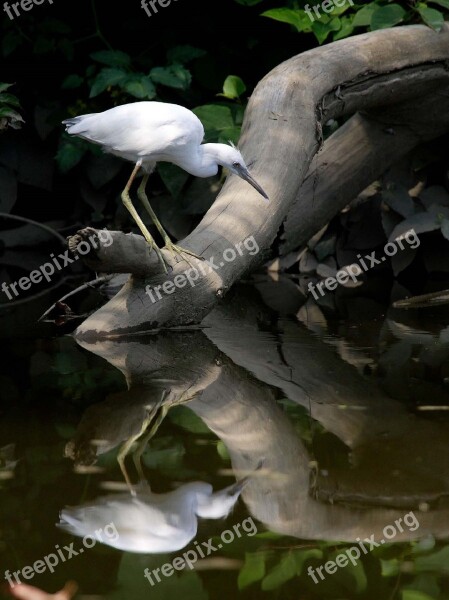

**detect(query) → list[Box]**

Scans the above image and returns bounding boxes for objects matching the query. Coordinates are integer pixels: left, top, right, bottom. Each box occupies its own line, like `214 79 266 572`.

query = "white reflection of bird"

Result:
63 102 269 272
58 479 247 554
0 444 18 479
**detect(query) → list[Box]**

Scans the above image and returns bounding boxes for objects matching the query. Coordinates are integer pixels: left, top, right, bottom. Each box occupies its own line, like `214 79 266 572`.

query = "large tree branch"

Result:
74 25 449 337
281 87 449 255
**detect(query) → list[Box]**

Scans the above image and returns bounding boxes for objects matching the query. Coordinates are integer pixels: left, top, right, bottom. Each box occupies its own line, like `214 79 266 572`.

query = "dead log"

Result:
73 24 449 337
281 89 449 255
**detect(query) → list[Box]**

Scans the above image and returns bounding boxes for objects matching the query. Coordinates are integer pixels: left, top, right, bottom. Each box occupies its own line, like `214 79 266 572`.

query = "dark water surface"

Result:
1 281 449 599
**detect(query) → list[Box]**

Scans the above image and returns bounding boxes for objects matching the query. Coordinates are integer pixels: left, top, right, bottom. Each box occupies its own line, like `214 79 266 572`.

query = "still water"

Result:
1 279 449 599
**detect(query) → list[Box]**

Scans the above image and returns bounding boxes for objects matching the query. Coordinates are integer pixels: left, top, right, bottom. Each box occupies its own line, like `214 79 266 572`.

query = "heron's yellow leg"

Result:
137 174 204 266
132 405 170 483
117 400 165 493
121 163 167 274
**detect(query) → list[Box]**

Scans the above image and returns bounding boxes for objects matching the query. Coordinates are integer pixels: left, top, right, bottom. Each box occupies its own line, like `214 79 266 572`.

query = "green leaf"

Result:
141 438 185 470
157 162 189 198
333 14 355 39
167 45 206 64
90 49 131 68
331 1 353 16
261 552 297 591
403 573 440 598
370 4 406 30
411 536 436 555
220 75 247 100
90 68 127 98
381 558 400 577
415 546 449 573
193 105 234 130
383 184 415 217
327 549 367 594
312 17 341 44
0 93 20 107
428 0 449 8
217 440 230 460
61 74 84 90
238 552 266 589
218 125 241 144
111 553 208 600
417 6 444 31
193 104 235 138
261 8 312 32
169 406 211 434
122 75 156 99
352 3 377 26
56 136 87 173
389 212 440 242
401 591 437 600
0 83 14 93
150 64 192 90
0 107 23 122
293 548 323 574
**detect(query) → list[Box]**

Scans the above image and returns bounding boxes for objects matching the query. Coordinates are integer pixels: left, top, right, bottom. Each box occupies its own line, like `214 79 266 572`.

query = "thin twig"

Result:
91 0 114 51
0 213 66 245
393 289 449 309
38 274 113 322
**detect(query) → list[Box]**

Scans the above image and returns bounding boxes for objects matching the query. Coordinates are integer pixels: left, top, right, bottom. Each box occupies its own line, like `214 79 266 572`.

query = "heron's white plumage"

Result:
58 480 245 554
63 100 269 204
64 102 205 173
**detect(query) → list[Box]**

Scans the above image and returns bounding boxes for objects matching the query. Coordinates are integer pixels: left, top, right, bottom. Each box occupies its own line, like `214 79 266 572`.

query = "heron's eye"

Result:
232 162 241 168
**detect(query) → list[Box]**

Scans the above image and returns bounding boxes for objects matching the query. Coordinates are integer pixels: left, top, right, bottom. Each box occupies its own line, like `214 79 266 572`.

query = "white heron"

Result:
58 479 247 554
63 101 269 272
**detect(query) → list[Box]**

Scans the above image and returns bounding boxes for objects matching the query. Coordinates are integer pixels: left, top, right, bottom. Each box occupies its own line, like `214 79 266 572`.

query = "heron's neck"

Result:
178 143 224 178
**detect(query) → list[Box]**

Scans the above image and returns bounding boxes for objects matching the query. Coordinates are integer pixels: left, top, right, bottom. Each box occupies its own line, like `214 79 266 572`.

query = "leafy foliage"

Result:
240 0 448 44
0 83 23 131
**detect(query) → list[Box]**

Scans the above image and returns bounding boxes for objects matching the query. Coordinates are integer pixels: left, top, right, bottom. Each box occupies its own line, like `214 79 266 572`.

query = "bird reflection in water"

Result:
58 478 248 554
59 383 252 554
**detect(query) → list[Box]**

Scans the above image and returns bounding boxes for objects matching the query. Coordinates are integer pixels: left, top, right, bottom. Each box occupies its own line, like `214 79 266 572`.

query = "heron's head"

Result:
195 478 248 519
219 143 269 201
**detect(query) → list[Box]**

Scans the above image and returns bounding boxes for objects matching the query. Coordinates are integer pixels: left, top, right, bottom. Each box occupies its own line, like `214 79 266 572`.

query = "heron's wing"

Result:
63 102 205 158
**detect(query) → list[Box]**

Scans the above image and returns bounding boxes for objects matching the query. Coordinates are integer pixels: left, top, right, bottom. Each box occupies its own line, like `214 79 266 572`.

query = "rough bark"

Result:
281 88 449 255
73 24 449 337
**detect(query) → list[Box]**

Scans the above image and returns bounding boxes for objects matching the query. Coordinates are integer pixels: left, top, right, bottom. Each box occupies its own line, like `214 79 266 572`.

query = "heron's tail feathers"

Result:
62 114 96 135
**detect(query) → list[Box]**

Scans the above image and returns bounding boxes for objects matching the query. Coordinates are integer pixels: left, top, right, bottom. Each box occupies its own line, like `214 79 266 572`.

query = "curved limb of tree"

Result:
280 88 449 255
72 25 449 338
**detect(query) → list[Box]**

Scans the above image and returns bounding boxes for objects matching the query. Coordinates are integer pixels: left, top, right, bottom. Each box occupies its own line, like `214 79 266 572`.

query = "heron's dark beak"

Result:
226 477 249 496
226 460 265 496
235 166 269 201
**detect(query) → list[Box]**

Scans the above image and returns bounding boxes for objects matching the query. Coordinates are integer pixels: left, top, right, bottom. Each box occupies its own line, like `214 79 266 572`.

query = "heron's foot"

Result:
164 241 203 268
144 238 170 274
